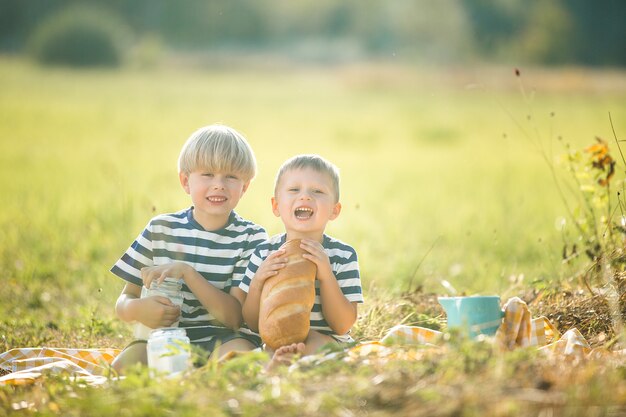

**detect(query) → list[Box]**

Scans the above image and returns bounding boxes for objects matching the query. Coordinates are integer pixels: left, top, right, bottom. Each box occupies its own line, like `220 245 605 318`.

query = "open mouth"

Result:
207 196 227 203
294 207 314 219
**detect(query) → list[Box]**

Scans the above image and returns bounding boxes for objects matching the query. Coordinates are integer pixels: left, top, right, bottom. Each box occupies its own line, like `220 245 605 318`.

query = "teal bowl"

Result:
438 296 504 337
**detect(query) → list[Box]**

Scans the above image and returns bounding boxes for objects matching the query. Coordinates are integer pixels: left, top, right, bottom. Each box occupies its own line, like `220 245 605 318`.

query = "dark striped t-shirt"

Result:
237 233 364 343
111 207 267 342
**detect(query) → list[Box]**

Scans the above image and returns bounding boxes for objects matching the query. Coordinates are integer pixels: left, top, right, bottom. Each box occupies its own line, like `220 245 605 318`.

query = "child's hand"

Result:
300 239 334 282
253 249 288 285
141 262 190 289
137 296 181 328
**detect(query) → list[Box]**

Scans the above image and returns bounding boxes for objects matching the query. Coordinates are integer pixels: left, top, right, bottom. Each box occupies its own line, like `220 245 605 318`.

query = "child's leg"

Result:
266 343 306 371
303 330 338 355
111 340 147 375
265 331 337 370
265 330 338 370
210 337 257 361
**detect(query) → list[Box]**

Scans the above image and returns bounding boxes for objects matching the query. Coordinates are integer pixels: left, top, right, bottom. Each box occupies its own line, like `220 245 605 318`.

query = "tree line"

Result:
1 0 624 67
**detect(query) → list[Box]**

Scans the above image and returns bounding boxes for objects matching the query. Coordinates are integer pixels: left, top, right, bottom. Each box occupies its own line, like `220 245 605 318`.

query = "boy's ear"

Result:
271 196 281 217
179 172 191 195
241 180 250 194
329 202 342 220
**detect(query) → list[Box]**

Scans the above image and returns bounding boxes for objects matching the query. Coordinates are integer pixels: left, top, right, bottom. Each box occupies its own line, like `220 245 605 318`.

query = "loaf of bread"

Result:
258 239 317 350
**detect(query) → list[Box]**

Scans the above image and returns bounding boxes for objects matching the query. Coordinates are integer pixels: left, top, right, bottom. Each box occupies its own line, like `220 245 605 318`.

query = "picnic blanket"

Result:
0 297 618 386
0 347 119 386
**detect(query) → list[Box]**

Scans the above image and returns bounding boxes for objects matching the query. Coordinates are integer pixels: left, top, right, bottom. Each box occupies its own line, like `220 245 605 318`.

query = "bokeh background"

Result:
1 0 625 67
1 1 626 348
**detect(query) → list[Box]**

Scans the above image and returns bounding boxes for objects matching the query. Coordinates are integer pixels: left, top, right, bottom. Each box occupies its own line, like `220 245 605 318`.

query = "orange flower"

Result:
585 137 615 187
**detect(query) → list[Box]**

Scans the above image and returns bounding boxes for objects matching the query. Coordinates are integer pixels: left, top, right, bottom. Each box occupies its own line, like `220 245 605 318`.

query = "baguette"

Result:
258 239 317 350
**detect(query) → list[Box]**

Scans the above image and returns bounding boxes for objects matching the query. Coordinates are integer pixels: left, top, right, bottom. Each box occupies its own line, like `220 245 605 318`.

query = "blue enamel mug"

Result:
438 296 504 337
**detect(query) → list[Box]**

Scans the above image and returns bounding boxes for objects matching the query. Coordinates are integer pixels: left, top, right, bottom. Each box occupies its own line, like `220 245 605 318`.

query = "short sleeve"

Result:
238 246 265 294
110 221 154 287
231 228 268 289
334 247 364 303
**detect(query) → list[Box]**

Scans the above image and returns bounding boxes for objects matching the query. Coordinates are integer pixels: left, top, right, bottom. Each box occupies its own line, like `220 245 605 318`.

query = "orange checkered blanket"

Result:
0 347 119 386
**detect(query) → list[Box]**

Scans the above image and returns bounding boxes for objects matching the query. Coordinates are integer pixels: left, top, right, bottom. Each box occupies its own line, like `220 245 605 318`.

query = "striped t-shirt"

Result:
237 233 364 343
110 207 267 343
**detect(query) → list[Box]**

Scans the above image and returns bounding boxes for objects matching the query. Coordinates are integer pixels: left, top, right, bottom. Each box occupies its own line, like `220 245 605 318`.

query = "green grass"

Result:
2 59 624 299
1 57 626 416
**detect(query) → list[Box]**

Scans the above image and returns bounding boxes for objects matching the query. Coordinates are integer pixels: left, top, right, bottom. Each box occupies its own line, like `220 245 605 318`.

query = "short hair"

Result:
274 154 340 202
178 124 256 181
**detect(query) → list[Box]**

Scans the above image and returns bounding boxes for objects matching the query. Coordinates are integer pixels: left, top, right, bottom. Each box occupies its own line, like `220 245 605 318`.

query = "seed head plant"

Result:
558 129 626 287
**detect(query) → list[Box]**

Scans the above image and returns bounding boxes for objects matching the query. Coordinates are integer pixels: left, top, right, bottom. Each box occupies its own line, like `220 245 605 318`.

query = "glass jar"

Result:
147 327 191 376
134 278 184 339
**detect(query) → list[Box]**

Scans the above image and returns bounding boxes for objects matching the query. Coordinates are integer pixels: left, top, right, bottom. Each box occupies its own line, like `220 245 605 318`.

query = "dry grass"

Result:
531 275 626 348
355 274 626 351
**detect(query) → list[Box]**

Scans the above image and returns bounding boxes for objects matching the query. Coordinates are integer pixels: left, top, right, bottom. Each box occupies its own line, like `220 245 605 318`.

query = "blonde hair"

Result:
178 124 256 181
275 154 340 202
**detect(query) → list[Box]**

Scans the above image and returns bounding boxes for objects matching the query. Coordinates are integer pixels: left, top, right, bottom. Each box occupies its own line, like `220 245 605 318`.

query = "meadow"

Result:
1 57 626 415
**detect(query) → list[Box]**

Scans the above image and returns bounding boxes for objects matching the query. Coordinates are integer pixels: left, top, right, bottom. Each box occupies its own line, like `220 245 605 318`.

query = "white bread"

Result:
258 239 316 350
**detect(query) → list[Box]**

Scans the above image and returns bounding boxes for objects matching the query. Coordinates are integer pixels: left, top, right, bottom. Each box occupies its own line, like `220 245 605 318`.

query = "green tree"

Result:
27 4 131 67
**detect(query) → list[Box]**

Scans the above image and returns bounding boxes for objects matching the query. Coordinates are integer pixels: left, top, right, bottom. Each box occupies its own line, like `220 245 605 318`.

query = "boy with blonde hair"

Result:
234 154 363 365
111 124 267 373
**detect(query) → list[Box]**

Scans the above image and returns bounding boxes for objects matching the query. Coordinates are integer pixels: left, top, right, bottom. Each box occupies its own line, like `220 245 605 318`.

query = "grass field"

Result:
1 57 626 415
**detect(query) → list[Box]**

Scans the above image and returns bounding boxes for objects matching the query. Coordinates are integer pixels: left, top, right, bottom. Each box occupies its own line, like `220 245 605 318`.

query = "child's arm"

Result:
115 282 181 328
141 263 243 330
300 239 358 335
239 249 288 332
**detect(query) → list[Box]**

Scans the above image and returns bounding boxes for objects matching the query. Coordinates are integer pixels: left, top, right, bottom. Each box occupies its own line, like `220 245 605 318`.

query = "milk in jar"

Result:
147 327 191 376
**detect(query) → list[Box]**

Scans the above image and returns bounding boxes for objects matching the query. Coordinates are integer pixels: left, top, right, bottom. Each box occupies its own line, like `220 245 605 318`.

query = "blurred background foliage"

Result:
0 0 624 68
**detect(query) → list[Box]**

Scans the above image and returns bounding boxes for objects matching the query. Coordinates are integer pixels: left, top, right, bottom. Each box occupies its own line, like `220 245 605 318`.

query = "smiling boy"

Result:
110 124 267 373
234 154 363 361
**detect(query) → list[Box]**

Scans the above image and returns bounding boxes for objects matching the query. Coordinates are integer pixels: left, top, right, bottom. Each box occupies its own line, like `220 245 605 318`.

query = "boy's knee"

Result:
210 337 256 360
111 341 147 374
304 330 337 355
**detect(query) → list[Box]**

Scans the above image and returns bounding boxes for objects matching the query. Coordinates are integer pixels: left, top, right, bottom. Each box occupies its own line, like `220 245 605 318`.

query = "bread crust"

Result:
258 239 317 350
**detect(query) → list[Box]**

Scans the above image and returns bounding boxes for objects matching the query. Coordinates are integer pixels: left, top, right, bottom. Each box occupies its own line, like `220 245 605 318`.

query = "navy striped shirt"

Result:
238 233 363 343
111 207 267 342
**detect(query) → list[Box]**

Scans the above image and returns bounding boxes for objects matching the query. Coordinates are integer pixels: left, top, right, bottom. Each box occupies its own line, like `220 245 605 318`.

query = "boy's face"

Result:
180 169 249 229
272 167 341 237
